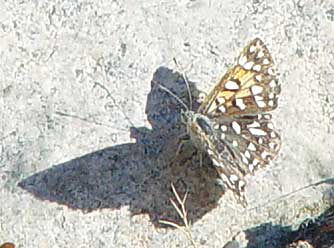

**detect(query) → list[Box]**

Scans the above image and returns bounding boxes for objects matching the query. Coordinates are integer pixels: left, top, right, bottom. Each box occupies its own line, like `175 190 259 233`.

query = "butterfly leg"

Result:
175 133 189 154
170 133 198 166
199 152 203 167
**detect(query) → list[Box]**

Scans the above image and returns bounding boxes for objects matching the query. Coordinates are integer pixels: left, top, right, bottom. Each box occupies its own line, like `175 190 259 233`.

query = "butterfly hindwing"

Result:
211 113 281 175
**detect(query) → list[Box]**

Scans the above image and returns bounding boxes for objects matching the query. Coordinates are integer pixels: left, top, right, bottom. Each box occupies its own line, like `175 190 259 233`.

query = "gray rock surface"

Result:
1 0 334 247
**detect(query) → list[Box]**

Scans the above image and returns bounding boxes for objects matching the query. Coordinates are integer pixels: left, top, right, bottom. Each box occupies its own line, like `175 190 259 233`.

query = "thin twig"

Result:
159 183 198 248
247 177 334 211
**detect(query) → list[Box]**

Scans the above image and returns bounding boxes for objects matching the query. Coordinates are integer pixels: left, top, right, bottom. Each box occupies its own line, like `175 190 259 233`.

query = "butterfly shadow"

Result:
18 66 224 227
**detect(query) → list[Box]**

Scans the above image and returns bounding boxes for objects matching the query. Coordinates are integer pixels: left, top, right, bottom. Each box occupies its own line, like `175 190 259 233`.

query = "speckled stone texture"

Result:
1 0 334 247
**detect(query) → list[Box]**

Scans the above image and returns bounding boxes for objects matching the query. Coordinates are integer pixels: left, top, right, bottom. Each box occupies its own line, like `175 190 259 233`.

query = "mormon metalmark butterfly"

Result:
156 38 281 206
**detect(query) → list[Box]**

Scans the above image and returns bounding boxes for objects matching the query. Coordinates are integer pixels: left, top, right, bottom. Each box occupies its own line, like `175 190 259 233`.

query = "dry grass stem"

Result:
159 183 198 248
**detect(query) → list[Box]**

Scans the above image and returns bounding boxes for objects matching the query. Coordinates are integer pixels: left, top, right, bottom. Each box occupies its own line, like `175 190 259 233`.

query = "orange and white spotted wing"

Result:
192 38 282 205
198 38 281 118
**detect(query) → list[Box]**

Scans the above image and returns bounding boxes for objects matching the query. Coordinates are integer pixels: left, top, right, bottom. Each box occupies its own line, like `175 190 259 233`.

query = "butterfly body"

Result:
182 111 213 150
181 38 281 206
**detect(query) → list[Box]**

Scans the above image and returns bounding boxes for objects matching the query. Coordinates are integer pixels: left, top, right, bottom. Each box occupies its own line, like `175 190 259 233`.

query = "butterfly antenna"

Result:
173 58 193 111
151 80 189 111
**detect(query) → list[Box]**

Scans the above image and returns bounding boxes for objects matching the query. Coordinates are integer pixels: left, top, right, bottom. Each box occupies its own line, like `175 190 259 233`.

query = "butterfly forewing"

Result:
191 38 281 205
198 38 281 118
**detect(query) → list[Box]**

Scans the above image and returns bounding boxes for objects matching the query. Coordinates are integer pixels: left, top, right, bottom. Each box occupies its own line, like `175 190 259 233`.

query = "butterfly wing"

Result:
212 113 281 173
197 38 281 205
198 38 281 117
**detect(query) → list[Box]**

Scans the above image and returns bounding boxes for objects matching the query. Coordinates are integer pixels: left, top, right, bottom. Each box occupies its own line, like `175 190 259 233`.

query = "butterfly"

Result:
182 38 281 205
154 38 281 206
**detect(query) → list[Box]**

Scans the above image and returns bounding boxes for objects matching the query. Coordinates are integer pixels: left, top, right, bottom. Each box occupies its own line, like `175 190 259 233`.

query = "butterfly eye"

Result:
196 117 213 136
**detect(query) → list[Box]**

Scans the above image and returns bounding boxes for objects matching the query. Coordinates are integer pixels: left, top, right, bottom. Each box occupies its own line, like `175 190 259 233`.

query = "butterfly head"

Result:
180 109 193 125
181 109 214 134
